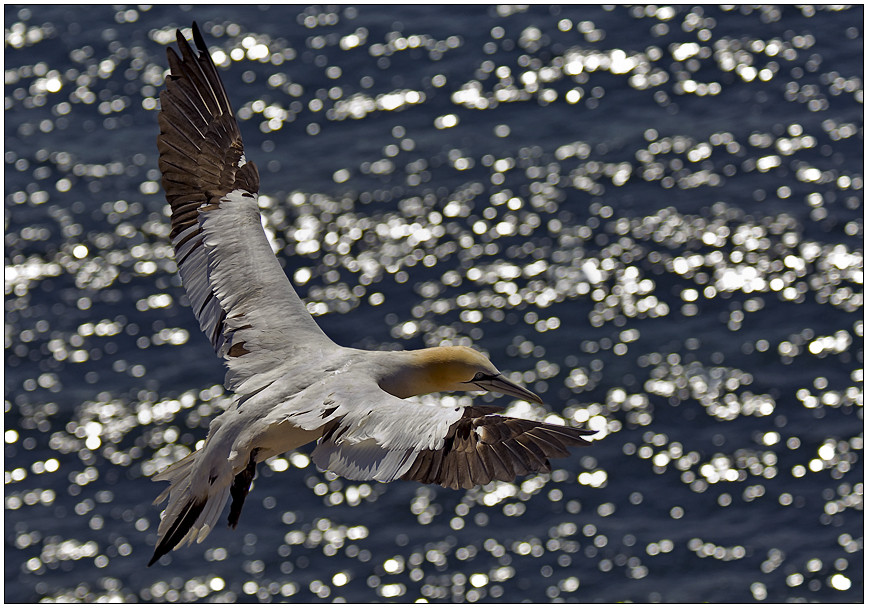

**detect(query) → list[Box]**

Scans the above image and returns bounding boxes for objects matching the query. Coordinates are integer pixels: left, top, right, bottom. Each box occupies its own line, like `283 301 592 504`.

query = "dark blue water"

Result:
4 4 863 603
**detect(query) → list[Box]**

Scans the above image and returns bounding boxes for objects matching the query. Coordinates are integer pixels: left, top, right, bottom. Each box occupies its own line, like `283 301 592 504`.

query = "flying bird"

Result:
149 22 595 566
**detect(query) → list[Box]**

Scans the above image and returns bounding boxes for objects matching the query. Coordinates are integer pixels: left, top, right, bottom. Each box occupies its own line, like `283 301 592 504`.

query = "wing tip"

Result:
190 20 207 54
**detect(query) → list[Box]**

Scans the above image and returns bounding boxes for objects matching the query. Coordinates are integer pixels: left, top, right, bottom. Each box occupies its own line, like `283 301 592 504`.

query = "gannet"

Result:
149 22 595 567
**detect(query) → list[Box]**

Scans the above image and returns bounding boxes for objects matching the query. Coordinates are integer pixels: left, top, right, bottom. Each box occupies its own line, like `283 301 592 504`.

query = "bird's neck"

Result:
371 348 456 399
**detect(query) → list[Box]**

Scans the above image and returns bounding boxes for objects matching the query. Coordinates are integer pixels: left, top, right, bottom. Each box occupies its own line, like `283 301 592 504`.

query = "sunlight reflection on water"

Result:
4 4 863 603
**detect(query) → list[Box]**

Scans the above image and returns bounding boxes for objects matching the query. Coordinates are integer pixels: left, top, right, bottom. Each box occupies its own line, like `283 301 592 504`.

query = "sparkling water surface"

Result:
4 4 863 603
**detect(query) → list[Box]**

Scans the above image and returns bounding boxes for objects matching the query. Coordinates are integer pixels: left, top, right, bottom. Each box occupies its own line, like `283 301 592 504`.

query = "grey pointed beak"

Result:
474 374 543 404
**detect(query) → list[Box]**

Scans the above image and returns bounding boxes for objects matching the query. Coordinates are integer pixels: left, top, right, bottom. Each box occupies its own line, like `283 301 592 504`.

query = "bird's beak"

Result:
475 374 543 404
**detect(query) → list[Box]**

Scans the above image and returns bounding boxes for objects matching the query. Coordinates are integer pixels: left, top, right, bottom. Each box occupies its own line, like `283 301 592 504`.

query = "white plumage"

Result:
149 22 594 566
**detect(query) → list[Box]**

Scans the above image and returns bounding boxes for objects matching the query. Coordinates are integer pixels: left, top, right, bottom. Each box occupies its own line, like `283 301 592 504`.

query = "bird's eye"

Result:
464 371 494 385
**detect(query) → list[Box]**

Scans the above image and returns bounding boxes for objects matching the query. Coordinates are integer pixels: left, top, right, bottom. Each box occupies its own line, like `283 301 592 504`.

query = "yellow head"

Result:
391 346 542 403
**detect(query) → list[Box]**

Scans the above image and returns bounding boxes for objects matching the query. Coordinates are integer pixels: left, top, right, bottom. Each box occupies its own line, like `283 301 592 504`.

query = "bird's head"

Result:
413 346 543 404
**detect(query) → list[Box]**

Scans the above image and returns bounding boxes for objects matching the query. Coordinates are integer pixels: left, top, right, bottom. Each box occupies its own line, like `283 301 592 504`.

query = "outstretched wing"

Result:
283 374 593 488
157 23 333 394
401 409 595 490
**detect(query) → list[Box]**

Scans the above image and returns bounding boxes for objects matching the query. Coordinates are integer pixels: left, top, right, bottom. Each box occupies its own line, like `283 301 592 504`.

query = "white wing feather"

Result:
261 372 464 482
191 189 333 393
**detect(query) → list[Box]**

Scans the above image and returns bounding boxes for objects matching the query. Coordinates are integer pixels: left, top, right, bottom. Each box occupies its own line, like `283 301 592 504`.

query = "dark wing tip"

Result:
190 21 207 53
401 413 595 489
541 423 597 445
165 45 180 68
159 17 258 227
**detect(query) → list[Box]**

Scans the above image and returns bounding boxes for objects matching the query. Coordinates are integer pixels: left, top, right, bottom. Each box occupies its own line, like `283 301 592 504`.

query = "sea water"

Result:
4 4 862 602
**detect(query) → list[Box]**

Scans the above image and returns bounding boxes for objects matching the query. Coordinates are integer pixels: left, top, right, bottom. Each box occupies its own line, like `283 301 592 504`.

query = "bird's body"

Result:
149 23 595 566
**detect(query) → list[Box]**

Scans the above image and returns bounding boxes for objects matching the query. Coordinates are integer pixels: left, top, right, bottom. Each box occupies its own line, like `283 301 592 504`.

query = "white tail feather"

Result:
149 448 234 565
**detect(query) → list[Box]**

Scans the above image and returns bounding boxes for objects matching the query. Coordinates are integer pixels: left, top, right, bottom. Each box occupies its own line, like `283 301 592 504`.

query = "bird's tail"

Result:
148 449 233 566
